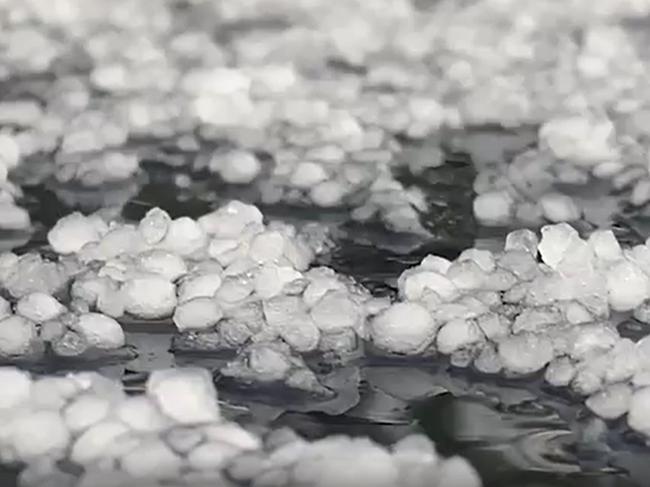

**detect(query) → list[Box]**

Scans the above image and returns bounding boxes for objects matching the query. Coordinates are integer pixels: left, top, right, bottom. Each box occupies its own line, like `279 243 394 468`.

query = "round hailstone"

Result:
399 270 458 302
173 297 223 332
472 190 513 226
47 212 103 254
212 150 262 185
137 207 171 245
0 367 31 409
498 333 554 375
290 161 328 189
73 313 125 350
70 420 131 465
121 276 177 319
310 290 360 332
585 383 632 420
606 260 649 311
30 376 79 410
539 192 582 222
0 315 37 357
0 204 31 231
159 217 207 257
505 229 539 256
436 318 483 355
146 368 220 424
63 393 111 433
114 396 170 433
537 223 579 269
15 292 66 323
187 441 240 471
457 248 496 273
588 229 622 262
10 409 70 461
121 438 183 479
254 265 303 300
136 249 187 282
370 302 436 354
249 231 285 263
627 387 650 436
178 273 223 303
309 180 346 207
198 202 263 238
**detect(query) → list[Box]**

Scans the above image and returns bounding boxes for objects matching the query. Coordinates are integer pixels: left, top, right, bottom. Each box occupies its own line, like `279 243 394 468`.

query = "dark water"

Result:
4 129 650 486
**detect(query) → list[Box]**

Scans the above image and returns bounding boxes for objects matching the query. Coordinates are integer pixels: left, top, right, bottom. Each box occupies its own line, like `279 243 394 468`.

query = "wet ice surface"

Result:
1 130 650 487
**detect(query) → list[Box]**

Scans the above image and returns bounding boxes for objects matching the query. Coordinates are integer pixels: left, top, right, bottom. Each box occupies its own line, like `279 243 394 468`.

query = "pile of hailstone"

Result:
366 222 650 439
0 366 481 487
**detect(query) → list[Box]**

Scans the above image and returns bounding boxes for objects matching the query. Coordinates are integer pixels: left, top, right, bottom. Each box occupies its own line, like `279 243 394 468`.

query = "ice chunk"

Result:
0 315 37 357
628 387 650 436
121 276 177 319
419 255 452 274
254 265 303 300
472 190 513 226
544 357 576 387
498 333 554 375
211 150 261 185
198 201 263 238
538 223 579 269
214 276 254 304
146 368 220 424
588 229 622 263
63 394 111 433
4 254 69 299
136 250 187 282
569 324 618 360
114 396 170 433
586 383 632 420
0 367 31 409
446 260 487 290
505 229 539 256
70 420 130 465
30 376 78 411
173 297 223 332
73 313 125 350
290 161 328 188
512 305 561 333
16 292 66 323
178 272 223 303
47 212 103 254
310 290 360 332
436 318 483 355
370 302 436 354
399 269 458 302
476 312 511 340
120 438 182 479
457 249 495 273
539 192 581 222
137 207 171 245
159 217 207 256
249 231 285 264
606 260 649 311
187 441 240 471
10 409 70 461
309 180 346 207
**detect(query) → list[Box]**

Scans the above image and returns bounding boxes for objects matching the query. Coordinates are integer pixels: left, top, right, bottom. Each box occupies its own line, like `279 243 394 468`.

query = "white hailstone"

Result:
70 420 131 465
309 180 346 207
47 212 103 254
562 300 592 325
606 260 649 311
187 441 241 471
173 297 223 332
10 409 70 461
505 229 539 256
88 226 144 262
419 255 452 274
472 190 513 226
476 313 510 341
436 318 483 355
435 456 482 487
211 150 262 184
178 272 223 303
136 249 187 281
207 238 245 266
73 313 125 350
290 161 328 188
137 207 171 245
0 204 30 231
586 383 632 420
0 315 36 356
537 223 580 269
120 439 182 479
97 286 125 319
159 217 207 256
249 231 285 263
569 325 618 361
399 269 458 302
30 376 79 410
63 393 111 433
588 229 622 263
146 368 220 424
114 396 170 433
539 192 582 222
627 387 650 436
214 276 254 305
202 423 259 451
446 260 487 290
16 292 66 323
0 133 20 170
457 248 495 273
544 357 576 387
198 202 263 238
539 116 618 166
121 276 177 319
498 333 554 375
370 302 436 354
310 290 360 332
0 367 31 409
0 296 10 320
254 265 303 300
